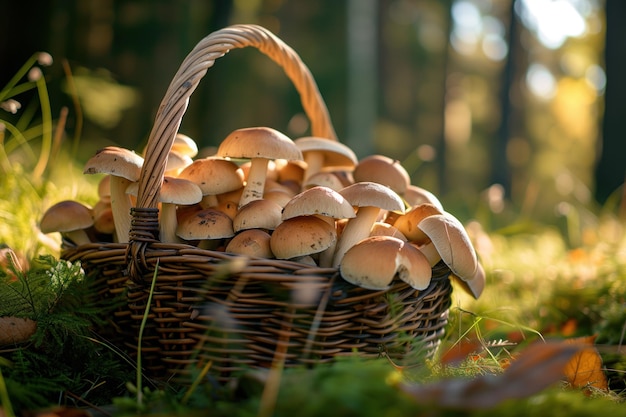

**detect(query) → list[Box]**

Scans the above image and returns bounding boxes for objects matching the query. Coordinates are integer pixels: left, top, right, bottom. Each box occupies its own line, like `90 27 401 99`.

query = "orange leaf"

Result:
563 335 608 393
401 340 584 410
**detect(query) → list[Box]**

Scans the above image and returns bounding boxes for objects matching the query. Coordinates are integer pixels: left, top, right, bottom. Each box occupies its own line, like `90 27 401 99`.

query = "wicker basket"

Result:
62 24 453 383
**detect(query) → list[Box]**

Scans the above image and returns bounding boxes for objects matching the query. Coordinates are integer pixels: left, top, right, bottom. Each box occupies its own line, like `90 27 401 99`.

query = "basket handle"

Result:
136 24 337 212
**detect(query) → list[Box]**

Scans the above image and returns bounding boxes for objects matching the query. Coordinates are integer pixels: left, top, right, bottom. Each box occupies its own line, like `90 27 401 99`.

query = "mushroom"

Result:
40 200 94 246
417 212 484 298
176 208 234 249
293 136 358 184
83 146 144 243
233 199 283 233
332 181 405 267
404 184 444 211
339 235 432 290
392 203 443 245
127 176 203 243
302 171 346 192
270 215 336 260
171 133 199 158
177 157 244 208
353 154 411 196
369 221 407 241
225 229 273 258
164 150 193 177
216 127 302 208
282 186 356 267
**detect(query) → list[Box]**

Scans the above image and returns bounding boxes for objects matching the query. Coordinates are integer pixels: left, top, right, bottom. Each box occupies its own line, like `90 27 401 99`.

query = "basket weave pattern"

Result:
61 24 453 381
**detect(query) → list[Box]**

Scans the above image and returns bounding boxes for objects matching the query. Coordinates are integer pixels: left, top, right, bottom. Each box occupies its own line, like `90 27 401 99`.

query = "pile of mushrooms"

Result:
40 127 485 298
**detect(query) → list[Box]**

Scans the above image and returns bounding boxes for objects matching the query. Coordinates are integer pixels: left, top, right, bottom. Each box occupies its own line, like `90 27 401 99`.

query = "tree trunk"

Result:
595 0 626 204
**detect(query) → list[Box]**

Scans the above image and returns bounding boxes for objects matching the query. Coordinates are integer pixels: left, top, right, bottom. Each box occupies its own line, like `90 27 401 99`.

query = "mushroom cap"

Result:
452 261 486 299
216 127 303 161
165 150 193 174
339 181 405 213
353 154 411 195
282 186 356 221
369 221 407 241
233 199 283 232
40 200 94 234
83 146 144 181
294 136 358 169
172 133 199 158
225 229 273 258
302 171 345 191
159 176 203 205
393 203 443 244
417 212 478 281
126 176 203 205
176 208 234 240
178 157 244 196
270 215 336 259
404 184 444 211
339 235 431 290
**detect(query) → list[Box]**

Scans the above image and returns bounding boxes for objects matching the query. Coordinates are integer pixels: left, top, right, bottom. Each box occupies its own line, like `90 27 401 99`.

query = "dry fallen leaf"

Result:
563 335 608 393
400 340 585 410
0 316 37 345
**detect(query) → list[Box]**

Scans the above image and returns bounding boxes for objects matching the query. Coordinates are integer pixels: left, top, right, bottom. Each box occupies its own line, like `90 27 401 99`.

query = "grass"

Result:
1 53 625 415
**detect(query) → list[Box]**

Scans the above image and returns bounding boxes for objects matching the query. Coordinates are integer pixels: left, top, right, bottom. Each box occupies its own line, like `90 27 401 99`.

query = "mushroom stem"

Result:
239 157 269 208
159 203 180 243
303 151 324 183
109 177 133 243
332 206 381 267
200 194 219 209
64 230 92 246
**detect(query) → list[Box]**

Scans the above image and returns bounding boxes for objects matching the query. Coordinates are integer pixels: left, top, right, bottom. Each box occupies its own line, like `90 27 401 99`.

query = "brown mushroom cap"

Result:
225 229 273 258
270 215 336 260
217 127 302 208
353 154 411 195
417 212 478 282
177 157 244 208
339 235 432 290
176 208 234 241
40 200 94 246
233 199 283 232
392 203 443 244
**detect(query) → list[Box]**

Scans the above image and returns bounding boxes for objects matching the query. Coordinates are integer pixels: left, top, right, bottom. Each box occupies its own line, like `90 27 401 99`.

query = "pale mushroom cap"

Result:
225 229 273 258
369 222 408 241
270 215 336 259
159 176 203 205
353 154 411 195
339 235 431 290
303 171 345 191
452 261 486 299
393 203 443 244
178 158 244 196
217 127 303 161
294 136 358 169
417 212 478 280
282 186 356 221
172 133 199 158
83 146 144 181
176 208 234 240
40 200 94 234
404 184 444 211
233 199 283 232
339 181 405 213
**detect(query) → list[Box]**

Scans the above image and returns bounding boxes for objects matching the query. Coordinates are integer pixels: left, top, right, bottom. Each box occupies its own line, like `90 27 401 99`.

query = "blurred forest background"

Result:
1 0 622 229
